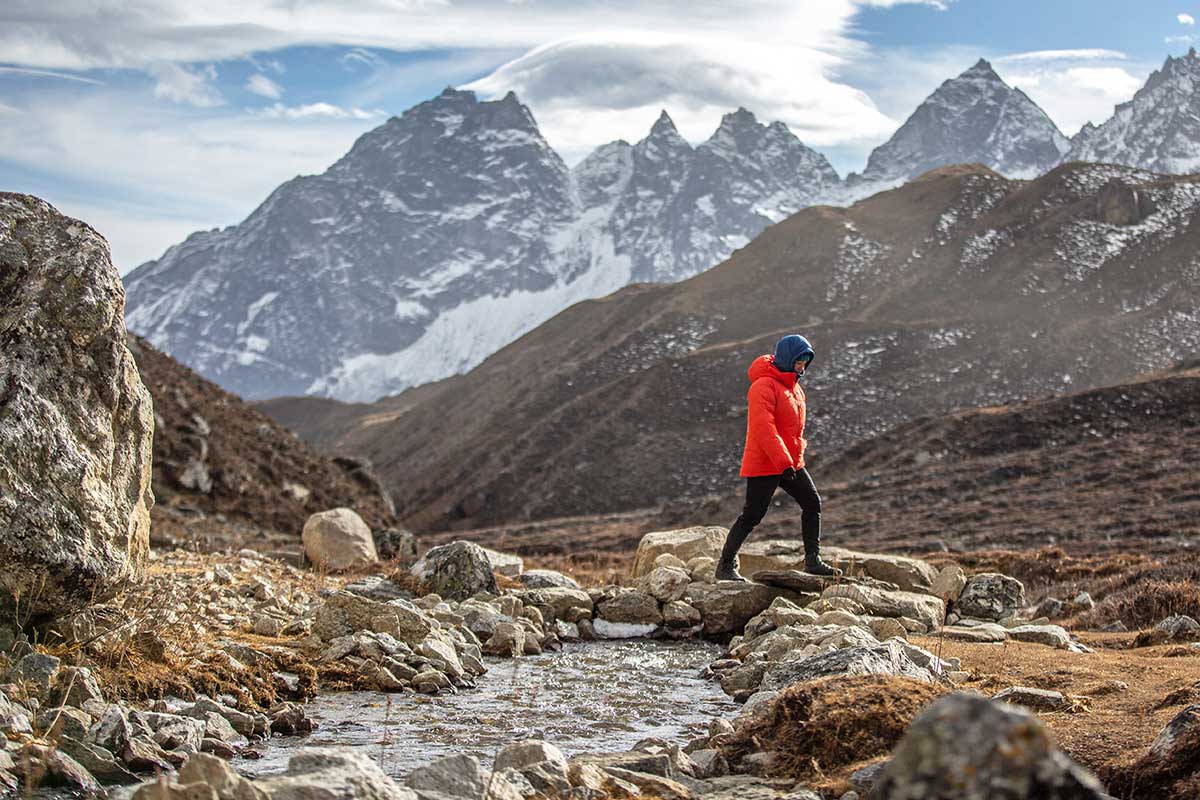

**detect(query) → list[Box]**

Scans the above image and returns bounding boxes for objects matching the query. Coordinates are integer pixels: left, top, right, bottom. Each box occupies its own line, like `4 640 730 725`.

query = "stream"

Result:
237 639 737 781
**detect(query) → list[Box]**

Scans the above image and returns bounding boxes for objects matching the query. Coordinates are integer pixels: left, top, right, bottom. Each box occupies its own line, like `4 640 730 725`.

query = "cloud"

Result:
245 72 283 99
1180 13 1196 25
1166 34 1197 44
149 62 223 106
258 101 381 119
465 33 898 164
341 47 384 70
995 50 1145 135
0 87 381 271
995 49 1127 63
0 1 881 71
0 65 104 85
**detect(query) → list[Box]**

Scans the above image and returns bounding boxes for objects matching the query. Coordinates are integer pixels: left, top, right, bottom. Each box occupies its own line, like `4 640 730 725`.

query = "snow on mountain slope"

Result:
125 93 839 402
1066 48 1200 175
841 59 1069 201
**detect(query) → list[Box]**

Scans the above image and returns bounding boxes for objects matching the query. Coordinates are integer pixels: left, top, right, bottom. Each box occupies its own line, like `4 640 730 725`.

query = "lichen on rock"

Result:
0 193 154 630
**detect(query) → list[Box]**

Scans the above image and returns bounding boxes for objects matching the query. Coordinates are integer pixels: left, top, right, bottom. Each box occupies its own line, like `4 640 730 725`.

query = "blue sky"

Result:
0 1 1194 273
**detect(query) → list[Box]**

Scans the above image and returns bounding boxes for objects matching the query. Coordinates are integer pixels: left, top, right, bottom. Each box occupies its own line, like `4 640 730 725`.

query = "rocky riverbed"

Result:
7 524 1200 799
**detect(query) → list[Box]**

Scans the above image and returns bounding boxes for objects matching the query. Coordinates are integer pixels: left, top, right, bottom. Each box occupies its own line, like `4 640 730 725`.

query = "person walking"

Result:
715 334 842 582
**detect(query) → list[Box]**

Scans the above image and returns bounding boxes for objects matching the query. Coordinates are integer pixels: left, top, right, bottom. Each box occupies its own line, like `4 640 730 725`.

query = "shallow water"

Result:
238 639 736 781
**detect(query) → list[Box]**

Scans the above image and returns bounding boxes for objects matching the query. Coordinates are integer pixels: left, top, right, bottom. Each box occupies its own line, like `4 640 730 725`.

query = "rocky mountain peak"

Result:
1066 47 1200 174
845 57 1068 193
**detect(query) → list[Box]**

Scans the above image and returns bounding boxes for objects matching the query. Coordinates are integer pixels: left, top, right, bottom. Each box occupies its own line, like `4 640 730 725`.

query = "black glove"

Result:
781 467 797 482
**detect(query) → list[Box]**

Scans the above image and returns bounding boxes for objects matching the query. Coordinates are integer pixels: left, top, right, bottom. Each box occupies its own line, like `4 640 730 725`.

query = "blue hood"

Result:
773 335 814 373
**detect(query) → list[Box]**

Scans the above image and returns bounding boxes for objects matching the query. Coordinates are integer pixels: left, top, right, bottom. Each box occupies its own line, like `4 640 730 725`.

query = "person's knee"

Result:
802 492 822 515
737 507 767 530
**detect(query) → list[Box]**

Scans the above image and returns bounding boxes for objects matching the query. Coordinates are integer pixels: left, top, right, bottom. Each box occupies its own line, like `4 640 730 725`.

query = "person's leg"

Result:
780 467 841 576
717 475 779 581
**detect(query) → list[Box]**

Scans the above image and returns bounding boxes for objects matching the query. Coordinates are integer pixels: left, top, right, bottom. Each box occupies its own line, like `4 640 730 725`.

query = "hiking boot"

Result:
715 555 748 582
804 552 842 577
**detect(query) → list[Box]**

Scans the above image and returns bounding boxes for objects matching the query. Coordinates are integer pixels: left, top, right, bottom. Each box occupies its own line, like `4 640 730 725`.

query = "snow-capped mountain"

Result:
843 59 1069 199
124 91 839 402
1066 48 1200 174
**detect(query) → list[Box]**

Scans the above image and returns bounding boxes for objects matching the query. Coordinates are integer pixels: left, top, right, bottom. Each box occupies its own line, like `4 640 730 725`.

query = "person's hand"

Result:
781 466 797 482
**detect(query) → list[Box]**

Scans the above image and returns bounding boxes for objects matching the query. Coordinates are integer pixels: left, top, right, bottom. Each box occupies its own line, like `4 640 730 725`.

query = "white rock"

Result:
302 508 379 572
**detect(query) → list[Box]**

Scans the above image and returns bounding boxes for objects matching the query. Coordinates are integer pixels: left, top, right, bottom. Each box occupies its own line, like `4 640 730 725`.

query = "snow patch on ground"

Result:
592 619 660 639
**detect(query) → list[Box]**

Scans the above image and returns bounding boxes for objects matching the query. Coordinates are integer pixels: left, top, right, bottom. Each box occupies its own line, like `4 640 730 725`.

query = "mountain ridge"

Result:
259 161 1200 532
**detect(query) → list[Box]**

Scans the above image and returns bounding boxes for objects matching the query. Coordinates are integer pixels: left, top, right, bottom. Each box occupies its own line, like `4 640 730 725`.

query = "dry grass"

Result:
720 674 948 791
910 632 1200 792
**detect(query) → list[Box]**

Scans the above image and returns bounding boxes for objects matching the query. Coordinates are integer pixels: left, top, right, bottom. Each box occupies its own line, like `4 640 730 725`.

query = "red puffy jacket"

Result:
739 354 807 477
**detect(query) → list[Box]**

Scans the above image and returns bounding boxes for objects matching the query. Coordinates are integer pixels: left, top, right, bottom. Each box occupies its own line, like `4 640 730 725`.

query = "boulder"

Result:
1008 624 1071 649
406 753 503 799
957 574 1026 621
930 565 967 601
871 693 1105 799
411 541 499 601
494 740 568 774
1102 704 1200 797
1096 179 1151 225
14 741 101 793
690 583 800 636
517 570 580 590
1157 614 1200 641
663 601 702 629
302 508 379 572
992 686 1070 712
0 194 154 629
821 584 944 630
632 527 728 577
941 624 1008 643
641 567 691 603
257 748 418 800
597 589 662 626
511 587 593 620
312 591 432 646
760 640 946 692
372 527 419 562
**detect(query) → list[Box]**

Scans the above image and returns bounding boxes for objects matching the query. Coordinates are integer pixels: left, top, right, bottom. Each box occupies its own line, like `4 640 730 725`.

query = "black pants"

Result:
723 468 822 557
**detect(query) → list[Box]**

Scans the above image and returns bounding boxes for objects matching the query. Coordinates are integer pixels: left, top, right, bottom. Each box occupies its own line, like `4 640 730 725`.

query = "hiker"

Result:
716 334 842 582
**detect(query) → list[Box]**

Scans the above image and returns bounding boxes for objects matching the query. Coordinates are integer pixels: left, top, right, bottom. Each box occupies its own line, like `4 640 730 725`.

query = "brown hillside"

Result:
409 361 1200 564
128 335 397 549
259 163 1200 533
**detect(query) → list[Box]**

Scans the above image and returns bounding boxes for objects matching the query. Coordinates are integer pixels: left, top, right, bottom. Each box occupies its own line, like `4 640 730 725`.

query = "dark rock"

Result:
372 527 418 562
956 574 1026 621
870 693 1106 799
410 541 499 601
1096 180 1151 225
15 741 101 792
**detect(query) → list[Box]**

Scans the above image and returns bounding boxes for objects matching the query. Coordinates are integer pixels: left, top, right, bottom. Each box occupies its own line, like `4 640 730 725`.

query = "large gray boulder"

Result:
870 693 1106 799
0 193 155 629
411 541 499 601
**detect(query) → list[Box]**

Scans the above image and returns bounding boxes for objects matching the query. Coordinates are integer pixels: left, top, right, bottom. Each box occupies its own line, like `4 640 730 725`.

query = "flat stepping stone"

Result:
940 624 1009 643
992 686 1069 711
751 570 840 593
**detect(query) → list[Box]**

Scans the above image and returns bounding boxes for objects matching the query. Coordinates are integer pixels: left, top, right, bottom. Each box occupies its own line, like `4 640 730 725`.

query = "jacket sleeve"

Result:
747 379 794 473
